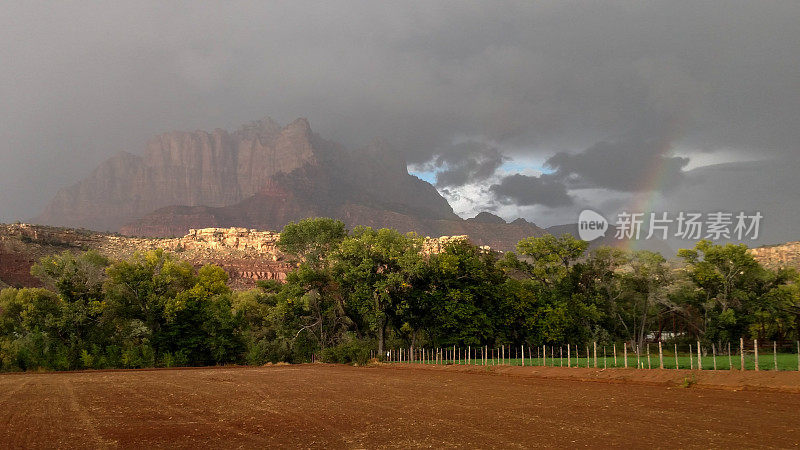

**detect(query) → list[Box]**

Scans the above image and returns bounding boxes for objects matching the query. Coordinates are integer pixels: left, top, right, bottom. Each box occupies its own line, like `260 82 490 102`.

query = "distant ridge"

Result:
36 118 547 251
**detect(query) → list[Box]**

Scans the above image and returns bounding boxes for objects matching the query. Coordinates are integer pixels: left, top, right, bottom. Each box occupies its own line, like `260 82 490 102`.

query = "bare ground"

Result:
1 364 799 449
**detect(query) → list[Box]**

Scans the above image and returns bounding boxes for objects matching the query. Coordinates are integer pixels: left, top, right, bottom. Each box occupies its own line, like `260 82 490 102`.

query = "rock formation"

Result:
35 118 318 231
0 224 293 290
0 224 498 290
35 117 546 251
748 242 800 270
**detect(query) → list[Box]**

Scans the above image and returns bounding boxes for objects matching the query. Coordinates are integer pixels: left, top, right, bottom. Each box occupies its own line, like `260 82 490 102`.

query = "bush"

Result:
80 349 94 369
121 344 155 369
320 338 372 365
161 350 189 368
244 338 292 365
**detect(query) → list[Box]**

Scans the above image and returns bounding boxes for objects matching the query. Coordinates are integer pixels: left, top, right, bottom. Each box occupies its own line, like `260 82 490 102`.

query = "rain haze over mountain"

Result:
2 2 799 249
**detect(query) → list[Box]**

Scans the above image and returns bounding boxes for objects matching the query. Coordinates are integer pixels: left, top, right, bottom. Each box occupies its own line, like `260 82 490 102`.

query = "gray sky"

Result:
1 1 799 246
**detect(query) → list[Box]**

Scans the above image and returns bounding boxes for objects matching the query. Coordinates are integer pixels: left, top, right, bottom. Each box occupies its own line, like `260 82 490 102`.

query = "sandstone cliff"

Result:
0 224 493 290
36 117 545 251
749 242 800 270
35 118 318 231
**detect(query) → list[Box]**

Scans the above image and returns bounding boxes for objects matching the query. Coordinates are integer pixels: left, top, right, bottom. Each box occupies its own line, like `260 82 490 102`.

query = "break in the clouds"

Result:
423 141 507 188
1 1 799 243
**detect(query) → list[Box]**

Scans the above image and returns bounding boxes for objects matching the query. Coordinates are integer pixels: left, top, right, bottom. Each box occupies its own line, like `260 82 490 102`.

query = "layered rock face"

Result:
35 118 317 231
0 224 293 290
749 242 800 270
36 117 546 251
1 224 495 290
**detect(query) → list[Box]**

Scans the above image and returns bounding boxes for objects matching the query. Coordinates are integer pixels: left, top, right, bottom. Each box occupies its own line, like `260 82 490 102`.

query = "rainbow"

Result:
616 118 685 251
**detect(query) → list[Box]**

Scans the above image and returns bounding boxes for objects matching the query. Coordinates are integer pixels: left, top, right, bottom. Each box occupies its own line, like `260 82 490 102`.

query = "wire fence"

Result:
380 339 800 371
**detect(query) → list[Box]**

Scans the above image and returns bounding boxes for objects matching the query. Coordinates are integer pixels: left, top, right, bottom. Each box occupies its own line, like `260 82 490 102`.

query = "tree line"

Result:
1 218 797 371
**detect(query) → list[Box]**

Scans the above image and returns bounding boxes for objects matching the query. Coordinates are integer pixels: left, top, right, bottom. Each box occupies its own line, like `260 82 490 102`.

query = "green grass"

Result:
395 349 800 371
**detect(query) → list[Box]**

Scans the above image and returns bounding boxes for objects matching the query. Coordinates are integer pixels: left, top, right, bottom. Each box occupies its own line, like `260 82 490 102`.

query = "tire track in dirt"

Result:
0 377 32 445
156 368 353 447
61 377 119 448
86 373 275 448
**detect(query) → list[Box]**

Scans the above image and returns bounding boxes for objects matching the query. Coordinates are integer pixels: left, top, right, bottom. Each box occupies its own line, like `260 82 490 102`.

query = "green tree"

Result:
512 234 588 286
617 250 672 349
412 240 504 347
30 251 111 367
278 218 347 266
331 227 422 355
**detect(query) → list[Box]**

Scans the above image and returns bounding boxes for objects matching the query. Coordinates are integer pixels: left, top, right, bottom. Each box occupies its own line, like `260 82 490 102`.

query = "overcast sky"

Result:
1 1 799 246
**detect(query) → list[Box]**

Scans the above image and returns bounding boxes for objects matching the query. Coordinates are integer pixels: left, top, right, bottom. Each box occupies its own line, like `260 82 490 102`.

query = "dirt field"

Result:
1 364 799 448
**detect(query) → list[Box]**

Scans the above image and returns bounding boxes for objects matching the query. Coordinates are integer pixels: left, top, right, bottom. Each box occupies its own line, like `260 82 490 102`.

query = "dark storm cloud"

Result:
546 135 690 192
490 174 573 208
427 141 507 188
0 1 799 238
652 157 800 248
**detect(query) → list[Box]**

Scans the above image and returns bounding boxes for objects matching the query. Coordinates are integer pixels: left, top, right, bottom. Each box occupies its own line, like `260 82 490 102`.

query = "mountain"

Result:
35 118 322 231
36 118 546 251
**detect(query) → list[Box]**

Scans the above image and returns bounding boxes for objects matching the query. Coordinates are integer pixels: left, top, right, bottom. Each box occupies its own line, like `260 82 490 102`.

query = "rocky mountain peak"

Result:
467 212 507 224
35 116 547 251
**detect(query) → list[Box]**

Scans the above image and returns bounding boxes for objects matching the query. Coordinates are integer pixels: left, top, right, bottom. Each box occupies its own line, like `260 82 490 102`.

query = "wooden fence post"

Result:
543 345 547 367
728 342 732 370
754 339 759 371
659 341 664 369
560 346 563 367
521 345 525 367
586 345 590 368
773 341 778 371
697 341 702 370
674 343 678 370
740 337 745 371
593 342 598 368
689 345 693 370
636 345 640 369
712 343 717 370
647 344 651 369
567 345 571 367
603 346 607 369
623 343 628 368
613 343 617 367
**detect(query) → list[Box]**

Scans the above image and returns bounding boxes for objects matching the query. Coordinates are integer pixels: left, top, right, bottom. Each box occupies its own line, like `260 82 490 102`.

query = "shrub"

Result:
320 338 372 365
80 349 94 369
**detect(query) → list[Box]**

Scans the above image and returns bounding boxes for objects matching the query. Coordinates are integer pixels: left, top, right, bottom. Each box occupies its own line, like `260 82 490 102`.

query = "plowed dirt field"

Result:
1 364 798 448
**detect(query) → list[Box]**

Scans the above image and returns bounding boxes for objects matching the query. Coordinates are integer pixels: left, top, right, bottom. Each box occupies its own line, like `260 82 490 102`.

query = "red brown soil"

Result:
1 364 799 448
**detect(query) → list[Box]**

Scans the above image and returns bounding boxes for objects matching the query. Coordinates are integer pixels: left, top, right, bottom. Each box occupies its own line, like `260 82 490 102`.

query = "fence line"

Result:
380 340 800 371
